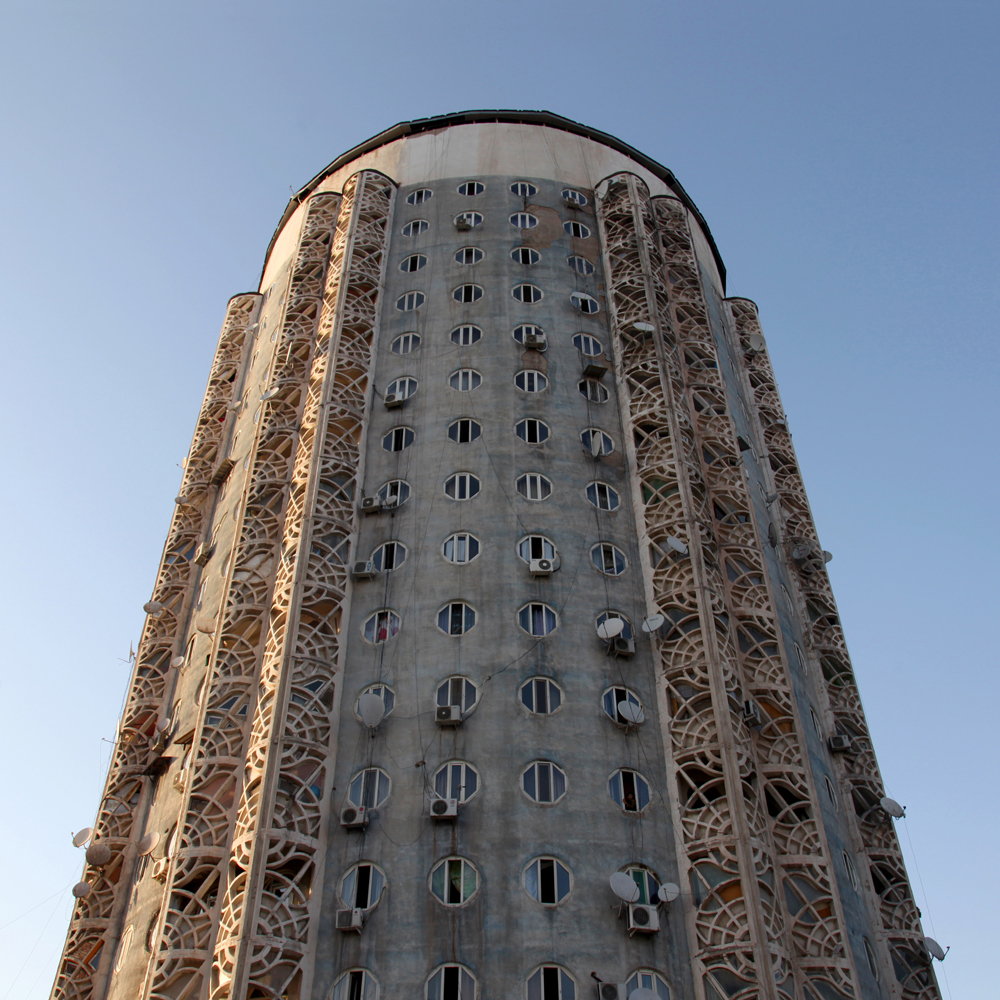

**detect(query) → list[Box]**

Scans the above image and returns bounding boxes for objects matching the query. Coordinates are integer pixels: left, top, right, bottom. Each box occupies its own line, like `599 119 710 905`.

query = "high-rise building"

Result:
51 111 941 1000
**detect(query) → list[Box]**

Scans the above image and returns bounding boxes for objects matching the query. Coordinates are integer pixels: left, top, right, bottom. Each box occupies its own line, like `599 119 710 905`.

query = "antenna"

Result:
596 618 625 640
357 693 386 729
609 872 640 902
617 701 645 726
72 828 93 848
880 796 905 819
641 613 664 633
658 882 680 903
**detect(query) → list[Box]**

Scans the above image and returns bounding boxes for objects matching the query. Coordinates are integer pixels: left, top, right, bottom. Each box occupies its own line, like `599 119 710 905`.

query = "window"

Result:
567 255 595 274
455 246 483 265
579 378 609 402
356 684 394 720
863 938 880 981
362 610 399 644
524 858 571 904
444 473 480 500
626 972 670 1000
438 602 477 635
586 481 620 510
385 376 418 400
513 324 545 344
391 332 421 355
457 181 484 196
510 212 538 229
581 428 614 456
522 761 566 803
517 473 551 501
450 369 482 391
571 291 600 313
511 181 537 196
810 708 821 735
448 418 482 443
400 254 427 272
348 767 390 808
376 479 410 505
443 532 480 564
564 220 591 238
844 851 860 892
516 418 550 444
527 968 575 1000
333 970 378 1000
517 535 556 562
453 283 483 303
621 866 660 905
451 324 482 346
512 283 544 303
511 246 540 265
609 769 650 811
431 857 479 905
340 862 386 909
427 965 476 1000
402 219 429 237
434 760 479 802
455 212 483 228
562 188 588 206
437 676 478 712
602 686 642 725
514 370 548 392
406 188 432 205
518 602 557 636
396 291 425 311
592 542 627 575
825 775 838 810
382 426 414 452
596 611 633 640
371 541 406 572
520 677 562 715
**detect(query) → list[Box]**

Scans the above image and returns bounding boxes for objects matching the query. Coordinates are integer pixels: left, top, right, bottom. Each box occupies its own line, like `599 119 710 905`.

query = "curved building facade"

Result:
51 111 940 1000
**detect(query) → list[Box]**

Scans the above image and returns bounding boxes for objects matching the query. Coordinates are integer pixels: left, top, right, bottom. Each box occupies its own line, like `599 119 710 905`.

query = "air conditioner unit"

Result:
340 805 368 829
384 392 404 409
429 797 459 820
564 197 580 209
598 984 628 1000
583 362 608 379
352 560 377 579
151 858 170 883
743 699 762 727
828 734 853 753
193 542 213 566
361 496 383 514
529 558 554 576
455 217 472 231
336 908 365 932
436 705 463 727
524 332 547 350
627 903 659 935
610 637 635 658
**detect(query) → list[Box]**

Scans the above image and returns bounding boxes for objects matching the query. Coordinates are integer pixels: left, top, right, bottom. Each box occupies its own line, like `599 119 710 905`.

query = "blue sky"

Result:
1 2 995 997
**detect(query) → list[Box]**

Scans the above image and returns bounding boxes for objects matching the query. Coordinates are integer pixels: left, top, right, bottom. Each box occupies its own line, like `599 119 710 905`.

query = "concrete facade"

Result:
51 112 941 1000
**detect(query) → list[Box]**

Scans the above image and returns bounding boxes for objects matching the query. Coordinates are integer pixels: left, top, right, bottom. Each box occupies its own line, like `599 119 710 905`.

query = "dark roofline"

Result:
261 109 725 290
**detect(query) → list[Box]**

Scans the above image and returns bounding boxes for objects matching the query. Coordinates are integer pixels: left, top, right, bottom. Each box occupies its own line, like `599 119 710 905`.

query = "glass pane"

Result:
461 970 475 1000
525 860 539 900
552 767 565 799
637 775 650 809
463 863 476 900
609 775 622 806
437 681 448 707
428 971 442 1000
549 684 561 711
556 863 570 901
527 972 542 1000
523 766 536 799
341 868 356 906
435 768 447 797
538 764 551 802
521 683 534 711
561 971 575 1000
464 767 477 797
432 864 445 901
465 680 476 709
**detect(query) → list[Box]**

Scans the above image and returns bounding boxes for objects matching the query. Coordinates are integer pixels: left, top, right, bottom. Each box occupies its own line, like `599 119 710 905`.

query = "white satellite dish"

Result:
137 832 160 856
747 333 766 353
170 655 186 669
86 842 112 866
72 882 92 899
261 387 280 400
641 613 665 633
630 321 655 335
143 601 164 616
924 937 947 962
597 618 625 640
195 617 216 634
357 693 386 729
174 495 190 506
610 872 641 902
823 551 833 563
617 701 645 725
764 492 780 506
665 536 689 556
72 828 94 848
880 796 905 819
658 882 681 903
155 717 172 733
629 989 659 1000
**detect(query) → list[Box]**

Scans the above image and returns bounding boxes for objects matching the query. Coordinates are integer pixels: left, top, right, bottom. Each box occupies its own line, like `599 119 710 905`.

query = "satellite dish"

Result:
630 321 655 335
665 536 688 556
174 495 190 506
261 387 280 400
791 544 811 561
747 333 766 353
72 828 93 848
764 492 780 506
170 655 186 669
823 551 833 563
617 701 645 725
143 601 164 616
72 882 92 899
641 613 665 633
924 937 947 962
195 617 216 634
609 872 641 902
357 693 386 729
658 882 681 903
880 796 905 819
86 842 112 866
629 989 659 1000
137 832 160 856
155 717 172 733
597 618 625 640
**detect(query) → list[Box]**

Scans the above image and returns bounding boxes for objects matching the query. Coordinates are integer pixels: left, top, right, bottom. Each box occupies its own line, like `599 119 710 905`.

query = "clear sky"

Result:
1 2 995 997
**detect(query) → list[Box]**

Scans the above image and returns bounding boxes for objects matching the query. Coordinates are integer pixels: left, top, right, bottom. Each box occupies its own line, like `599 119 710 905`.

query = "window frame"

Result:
561 188 588 206
430 856 480 906
347 766 391 809
376 479 410 505
401 219 429 237
571 291 600 313
521 760 567 804
333 969 379 1000
442 531 481 565
436 675 479 713
516 473 552 501
510 212 539 229
520 677 563 716
515 418 551 445
579 378 609 402
444 472 481 501
602 685 643 726
512 324 545 345
451 324 482 346
457 181 485 196
399 253 427 272
455 246 484 265
596 610 633 641
514 370 548 393
449 369 483 392
510 181 537 196
624 971 670 1000
396 291 425 312
406 188 432 205
608 768 651 812
370 540 407 572
591 542 628 576
340 861 387 910
526 966 576 1000
433 759 480 802
516 535 557 564
454 211 483 228
448 418 483 444
361 609 400 644
518 601 558 636
355 683 394 721
581 427 615 456
437 601 478 636
586 481 620 511
511 246 541 265
391 332 421 355
523 857 572 905
452 283 484 304
426 964 476 1000
381 426 415 452
564 220 591 238
573 333 603 356
385 376 418 400
567 255 595 275
512 283 544 303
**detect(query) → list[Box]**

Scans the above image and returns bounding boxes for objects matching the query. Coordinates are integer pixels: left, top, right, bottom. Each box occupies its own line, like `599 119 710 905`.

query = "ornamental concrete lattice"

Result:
50 111 941 1000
